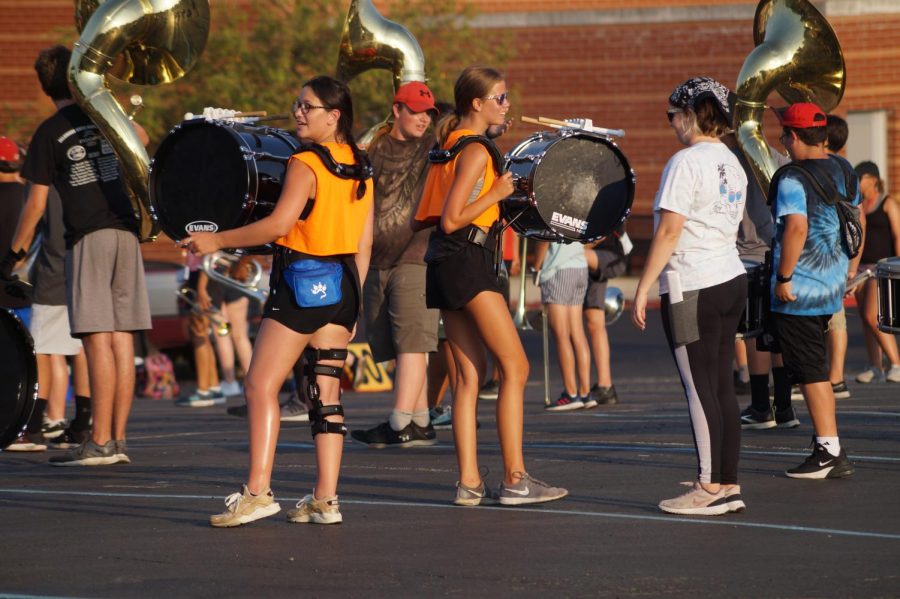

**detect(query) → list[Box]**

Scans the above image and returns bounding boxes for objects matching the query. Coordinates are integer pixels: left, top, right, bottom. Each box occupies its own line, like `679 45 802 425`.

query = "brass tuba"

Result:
69 0 211 242
733 0 845 194
336 0 427 143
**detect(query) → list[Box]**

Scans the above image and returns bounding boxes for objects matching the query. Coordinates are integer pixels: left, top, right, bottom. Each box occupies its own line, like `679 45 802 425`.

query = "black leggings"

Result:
661 274 747 485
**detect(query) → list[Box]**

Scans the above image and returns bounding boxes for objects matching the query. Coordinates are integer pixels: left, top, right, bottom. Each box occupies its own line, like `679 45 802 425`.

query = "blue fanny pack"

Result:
282 259 343 308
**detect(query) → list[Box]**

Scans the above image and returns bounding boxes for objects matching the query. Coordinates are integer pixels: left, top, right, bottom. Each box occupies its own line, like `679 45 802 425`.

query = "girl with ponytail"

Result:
415 65 568 506
184 75 374 527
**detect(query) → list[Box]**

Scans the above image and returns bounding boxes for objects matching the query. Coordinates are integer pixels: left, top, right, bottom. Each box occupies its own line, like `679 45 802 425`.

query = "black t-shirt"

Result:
0 181 31 308
30 186 67 305
21 104 138 248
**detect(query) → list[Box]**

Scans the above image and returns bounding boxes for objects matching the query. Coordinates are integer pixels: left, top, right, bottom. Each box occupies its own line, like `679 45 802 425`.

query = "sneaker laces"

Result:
223 490 245 513
513 472 552 489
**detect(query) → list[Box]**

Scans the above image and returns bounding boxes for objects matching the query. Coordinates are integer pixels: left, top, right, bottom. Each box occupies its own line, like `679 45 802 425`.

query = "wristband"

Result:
776 273 793 283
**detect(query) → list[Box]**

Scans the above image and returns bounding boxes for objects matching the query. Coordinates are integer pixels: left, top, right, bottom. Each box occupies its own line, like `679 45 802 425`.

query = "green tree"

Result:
118 0 514 148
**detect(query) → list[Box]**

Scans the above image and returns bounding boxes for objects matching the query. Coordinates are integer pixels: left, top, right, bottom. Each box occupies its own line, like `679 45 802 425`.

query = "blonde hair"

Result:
436 65 504 144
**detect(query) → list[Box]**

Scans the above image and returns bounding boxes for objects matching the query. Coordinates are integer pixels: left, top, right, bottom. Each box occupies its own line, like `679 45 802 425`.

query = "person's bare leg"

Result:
393 352 428 413
585 308 612 387
227 297 254 376
426 345 449 409
801 381 837 437
442 309 485 488
547 303 576 396
82 332 114 444
213 311 237 384
44 354 70 421
308 324 353 498
243 319 310 495
858 282 885 369
72 349 89 396
466 292 530 485
111 331 135 441
567 305 592 397
827 327 847 384
862 280 900 365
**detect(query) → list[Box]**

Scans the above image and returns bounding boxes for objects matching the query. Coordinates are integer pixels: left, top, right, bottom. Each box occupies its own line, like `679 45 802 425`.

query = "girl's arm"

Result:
440 145 513 234
631 209 685 330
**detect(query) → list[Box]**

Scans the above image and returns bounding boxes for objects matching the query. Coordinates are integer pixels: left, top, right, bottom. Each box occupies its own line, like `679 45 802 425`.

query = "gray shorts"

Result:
540 267 588 306
30 303 82 355
364 263 439 363
66 229 152 336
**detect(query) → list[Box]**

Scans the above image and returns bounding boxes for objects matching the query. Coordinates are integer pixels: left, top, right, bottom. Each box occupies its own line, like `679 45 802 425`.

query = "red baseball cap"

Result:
778 102 826 128
0 136 20 162
394 81 437 114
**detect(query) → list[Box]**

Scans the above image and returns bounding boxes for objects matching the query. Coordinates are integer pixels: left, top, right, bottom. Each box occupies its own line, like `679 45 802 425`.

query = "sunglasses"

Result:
666 108 682 123
484 92 510 105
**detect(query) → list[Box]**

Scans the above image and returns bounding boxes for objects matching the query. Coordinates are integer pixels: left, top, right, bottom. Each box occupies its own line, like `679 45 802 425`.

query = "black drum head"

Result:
0 310 38 449
533 134 634 241
151 121 250 240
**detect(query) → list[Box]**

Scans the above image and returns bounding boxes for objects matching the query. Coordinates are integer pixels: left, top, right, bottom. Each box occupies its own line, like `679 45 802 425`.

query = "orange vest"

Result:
414 129 499 229
276 142 373 256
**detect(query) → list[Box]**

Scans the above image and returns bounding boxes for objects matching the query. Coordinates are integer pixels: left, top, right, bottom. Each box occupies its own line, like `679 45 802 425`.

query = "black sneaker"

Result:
734 374 751 396
831 381 851 400
47 427 89 449
587 384 618 406
740 405 775 429
478 379 500 400
409 422 438 446
785 443 854 479
350 422 434 448
774 406 800 429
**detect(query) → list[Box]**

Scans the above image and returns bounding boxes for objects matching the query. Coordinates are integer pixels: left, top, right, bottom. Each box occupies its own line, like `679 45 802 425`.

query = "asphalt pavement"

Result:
1 306 898 598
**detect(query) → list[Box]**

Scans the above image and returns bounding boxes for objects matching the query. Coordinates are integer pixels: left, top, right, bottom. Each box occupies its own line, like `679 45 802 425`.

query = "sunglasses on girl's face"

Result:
484 92 509 105
666 108 682 123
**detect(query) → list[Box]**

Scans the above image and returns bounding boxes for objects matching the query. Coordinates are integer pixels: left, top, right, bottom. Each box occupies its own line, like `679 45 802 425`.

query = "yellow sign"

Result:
342 343 393 392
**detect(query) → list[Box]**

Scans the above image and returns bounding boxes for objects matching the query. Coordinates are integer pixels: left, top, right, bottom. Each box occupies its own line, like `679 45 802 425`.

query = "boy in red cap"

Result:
351 81 442 447
770 102 859 479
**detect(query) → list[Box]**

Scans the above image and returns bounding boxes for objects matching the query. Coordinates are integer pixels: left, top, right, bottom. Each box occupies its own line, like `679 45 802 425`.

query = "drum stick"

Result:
845 268 873 293
233 111 268 117
521 116 561 129
538 116 626 138
248 114 291 123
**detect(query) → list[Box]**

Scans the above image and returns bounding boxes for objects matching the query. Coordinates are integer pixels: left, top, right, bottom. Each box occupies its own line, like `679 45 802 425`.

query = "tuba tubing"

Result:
733 0 845 194
69 0 211 242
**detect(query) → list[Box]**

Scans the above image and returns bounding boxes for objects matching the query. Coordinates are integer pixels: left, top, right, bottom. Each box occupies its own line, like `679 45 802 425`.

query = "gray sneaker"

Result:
114 440 131 464
498 472 568 506
49 439 118 466
454 480 497 506
279 394 309 422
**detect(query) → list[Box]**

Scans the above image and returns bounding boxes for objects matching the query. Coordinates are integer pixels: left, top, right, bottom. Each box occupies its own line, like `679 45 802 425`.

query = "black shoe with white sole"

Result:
785 443 854 479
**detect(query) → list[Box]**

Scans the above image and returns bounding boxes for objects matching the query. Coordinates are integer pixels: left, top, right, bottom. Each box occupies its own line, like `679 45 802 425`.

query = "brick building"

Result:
1 0 897 265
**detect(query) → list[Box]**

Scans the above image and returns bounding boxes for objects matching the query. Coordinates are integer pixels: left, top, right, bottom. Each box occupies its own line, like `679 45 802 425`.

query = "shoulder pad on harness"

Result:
428 135 505 174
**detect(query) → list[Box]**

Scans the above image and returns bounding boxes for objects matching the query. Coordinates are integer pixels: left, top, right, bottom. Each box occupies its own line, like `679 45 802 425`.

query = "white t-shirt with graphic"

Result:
654 141 748 294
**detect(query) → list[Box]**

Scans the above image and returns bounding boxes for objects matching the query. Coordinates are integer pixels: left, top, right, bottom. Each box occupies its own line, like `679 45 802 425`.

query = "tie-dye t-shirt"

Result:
771 156 860 316
653 141 747 294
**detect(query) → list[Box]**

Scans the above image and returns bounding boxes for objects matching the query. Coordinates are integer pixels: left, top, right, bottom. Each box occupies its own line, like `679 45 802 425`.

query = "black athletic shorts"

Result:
426 241 503 311
771 312 830 384
263 259 360 334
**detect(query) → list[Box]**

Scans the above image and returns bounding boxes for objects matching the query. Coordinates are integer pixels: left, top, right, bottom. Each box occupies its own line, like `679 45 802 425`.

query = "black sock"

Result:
71 395 92 432
772 367 791 411
27 398 48 434
749 375 770 412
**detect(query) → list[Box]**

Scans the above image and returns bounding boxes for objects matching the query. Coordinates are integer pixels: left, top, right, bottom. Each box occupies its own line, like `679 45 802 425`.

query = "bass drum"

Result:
150 119 300 253
0 309 38 449
875 256 900 334
503 131 635 242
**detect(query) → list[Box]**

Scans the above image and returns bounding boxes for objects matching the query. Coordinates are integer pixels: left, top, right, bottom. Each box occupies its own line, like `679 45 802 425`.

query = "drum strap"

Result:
296 143 374 199
428 135 505 174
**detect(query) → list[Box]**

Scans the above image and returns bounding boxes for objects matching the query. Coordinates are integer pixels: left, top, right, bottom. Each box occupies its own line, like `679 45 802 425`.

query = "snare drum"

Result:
0 309 38 449
150 119 300 252
739 260 767 338
503 131 635 242
875 257 900 334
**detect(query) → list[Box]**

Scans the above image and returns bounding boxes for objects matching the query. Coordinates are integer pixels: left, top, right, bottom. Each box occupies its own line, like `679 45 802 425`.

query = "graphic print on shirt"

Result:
714 162 745 224
58 125 121 188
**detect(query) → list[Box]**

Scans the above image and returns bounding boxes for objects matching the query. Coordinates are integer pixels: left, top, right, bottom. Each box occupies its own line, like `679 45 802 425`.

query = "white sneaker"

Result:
887 365 900 383
855 366 885 384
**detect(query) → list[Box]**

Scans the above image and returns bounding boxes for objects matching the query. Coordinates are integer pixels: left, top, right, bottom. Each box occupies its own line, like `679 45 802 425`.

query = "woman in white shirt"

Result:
632 77 748 516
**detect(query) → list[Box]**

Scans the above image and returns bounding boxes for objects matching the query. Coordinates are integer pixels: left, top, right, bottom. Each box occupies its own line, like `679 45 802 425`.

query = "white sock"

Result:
817 436 841 457
411 409 430 427
389 409 413 431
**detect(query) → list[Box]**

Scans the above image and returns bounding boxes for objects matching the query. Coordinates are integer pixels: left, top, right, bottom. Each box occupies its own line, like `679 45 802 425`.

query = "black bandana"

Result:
668 76 735 123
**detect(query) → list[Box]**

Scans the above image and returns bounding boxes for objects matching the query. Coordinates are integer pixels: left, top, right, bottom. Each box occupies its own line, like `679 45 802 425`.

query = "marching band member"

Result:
183 75 374 526
414 65 567 506
632 77 748 515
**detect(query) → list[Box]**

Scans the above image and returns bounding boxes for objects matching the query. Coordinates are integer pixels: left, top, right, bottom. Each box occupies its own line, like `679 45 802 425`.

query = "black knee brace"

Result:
304 347 349 437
